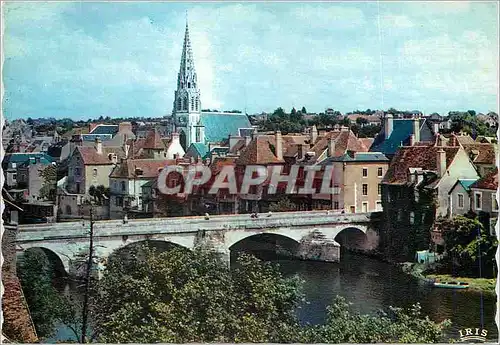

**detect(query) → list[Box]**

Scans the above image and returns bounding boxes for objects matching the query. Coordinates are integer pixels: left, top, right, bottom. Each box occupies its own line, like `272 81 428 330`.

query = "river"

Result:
47 250 498 342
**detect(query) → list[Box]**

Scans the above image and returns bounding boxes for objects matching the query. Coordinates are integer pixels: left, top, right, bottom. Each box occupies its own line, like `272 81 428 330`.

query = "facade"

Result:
381 143 480 261
469 168 498 235
109 159 176 219
448 179 476 217
319 152 389 213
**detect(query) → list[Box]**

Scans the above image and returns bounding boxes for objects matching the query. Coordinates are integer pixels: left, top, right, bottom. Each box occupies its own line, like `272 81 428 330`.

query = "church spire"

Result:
178 15 197 90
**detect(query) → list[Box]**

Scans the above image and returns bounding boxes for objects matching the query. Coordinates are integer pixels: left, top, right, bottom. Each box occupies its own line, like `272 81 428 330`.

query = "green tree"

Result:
17 249 66 339
92 245 450 343
438 215 497 277
269 197 297 212
92 246 303 343
39 164 57 201
301 106 307 114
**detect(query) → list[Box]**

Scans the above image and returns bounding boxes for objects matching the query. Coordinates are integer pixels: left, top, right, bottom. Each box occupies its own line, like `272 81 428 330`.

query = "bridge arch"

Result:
107 239 189 265
334 226 369 251
18 247 69 278
227 232 300 260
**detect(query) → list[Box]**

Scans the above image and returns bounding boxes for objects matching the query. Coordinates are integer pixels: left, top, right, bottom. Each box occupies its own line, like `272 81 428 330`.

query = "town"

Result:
2 4 499 344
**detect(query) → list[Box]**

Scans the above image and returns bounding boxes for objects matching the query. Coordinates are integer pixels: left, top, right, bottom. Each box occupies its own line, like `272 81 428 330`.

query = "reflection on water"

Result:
48 250 497 342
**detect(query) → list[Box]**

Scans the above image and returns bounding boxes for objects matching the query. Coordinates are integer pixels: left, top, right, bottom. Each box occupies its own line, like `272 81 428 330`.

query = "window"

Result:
362 184 368 196
349 206 355 213
12 173 17 181
333 184 340 195
74 167 81 176
177 98 182 110
410 211 415 225
376 201 382 211
93 168 98 177
362 168 368 177
195 98 199 111
457 193 464 209
121 181 126 192
362 202 368 213
378 184 382 195
492 193 498 211
116 196 123 207
334 201 339 210
377 167 383 177
191 97 195 110
474 192 482 210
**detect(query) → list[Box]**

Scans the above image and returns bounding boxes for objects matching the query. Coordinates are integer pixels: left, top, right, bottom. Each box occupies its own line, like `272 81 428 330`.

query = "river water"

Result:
47 250 498 342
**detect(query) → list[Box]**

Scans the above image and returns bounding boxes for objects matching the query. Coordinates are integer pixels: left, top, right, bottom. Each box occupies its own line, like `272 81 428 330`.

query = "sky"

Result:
2 1 499 120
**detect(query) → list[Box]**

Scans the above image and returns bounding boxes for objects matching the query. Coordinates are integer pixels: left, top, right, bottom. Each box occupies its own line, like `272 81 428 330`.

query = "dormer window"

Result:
135 168 143 176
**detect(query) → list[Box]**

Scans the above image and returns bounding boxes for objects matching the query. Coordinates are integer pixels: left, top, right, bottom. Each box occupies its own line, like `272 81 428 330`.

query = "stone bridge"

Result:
16 211 382 276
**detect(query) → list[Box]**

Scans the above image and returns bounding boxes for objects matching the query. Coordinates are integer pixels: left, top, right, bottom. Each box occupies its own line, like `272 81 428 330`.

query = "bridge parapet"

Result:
17 211 381 242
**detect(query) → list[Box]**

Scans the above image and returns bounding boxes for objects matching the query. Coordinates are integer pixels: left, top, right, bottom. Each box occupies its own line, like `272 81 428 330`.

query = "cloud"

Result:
289 5 366 29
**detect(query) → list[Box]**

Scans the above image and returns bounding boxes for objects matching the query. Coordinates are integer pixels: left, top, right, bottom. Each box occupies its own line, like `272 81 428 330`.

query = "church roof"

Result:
200 112 252 144
185 143 209 159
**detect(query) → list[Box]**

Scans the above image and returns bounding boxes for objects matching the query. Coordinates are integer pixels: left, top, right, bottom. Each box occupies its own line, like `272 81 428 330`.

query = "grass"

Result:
425 274 496 294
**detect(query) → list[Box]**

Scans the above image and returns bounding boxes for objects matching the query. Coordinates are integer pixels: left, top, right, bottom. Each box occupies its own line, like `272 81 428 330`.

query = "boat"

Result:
433 281 469 289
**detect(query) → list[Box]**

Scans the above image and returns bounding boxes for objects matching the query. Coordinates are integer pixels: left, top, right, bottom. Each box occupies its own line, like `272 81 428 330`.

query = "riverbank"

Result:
398 262 496 294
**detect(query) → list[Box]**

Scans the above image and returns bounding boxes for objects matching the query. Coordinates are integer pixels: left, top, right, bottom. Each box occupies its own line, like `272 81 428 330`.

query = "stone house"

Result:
109 158 176 219
470 168 498 235
448 179 476 217
381 144 479 261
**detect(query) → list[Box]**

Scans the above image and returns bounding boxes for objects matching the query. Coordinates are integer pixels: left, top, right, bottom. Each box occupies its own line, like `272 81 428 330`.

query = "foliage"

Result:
88 184 110 205
261 107 306 133
447 111 497 137
303 296 450 343
93 246 303 343
438 215 497 278
39 164 57 201
92 245 450 343
268 197 297 212
17 249 67 339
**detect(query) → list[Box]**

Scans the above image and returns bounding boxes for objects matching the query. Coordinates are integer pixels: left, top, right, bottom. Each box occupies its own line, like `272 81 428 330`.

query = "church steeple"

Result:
172 15 202 150
178 18 197 90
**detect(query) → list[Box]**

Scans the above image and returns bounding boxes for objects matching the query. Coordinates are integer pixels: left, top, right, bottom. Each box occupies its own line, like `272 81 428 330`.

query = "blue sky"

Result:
2 1 499 120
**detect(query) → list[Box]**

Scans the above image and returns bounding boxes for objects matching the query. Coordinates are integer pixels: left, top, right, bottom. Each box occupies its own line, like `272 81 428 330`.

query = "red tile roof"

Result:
383 146 460 184
461 143 497 165
310 130 370 157
236 136 284 165
143 129 164 150
110 159 176 179
76 146 126 165
470 168 498 190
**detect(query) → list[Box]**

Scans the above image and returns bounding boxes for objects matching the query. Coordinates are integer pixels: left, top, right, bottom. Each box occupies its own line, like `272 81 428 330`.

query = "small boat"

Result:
433 281 469 289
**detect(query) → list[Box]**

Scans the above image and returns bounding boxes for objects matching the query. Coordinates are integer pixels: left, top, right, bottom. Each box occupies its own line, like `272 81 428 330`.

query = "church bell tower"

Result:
172 18 202 149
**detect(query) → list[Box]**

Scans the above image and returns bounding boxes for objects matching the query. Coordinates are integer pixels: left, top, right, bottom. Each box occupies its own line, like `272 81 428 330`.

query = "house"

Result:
16 157 56 203
109 158 176 219
370 115 436 159
469 168 498 235
448 179 476 217
345 114 382 127
460 143 497 177
381 144 479 261
2 153 53 189
317 152 389 213
129 130 184 160
66 138 126 195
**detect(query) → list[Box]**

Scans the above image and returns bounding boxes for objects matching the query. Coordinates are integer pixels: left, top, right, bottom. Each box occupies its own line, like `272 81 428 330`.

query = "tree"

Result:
437 215 497 278
92 246 303 343
39 164 57 201
303 296 450 343
269 197 297 212
301 106 307 114
92 245 450 343
17 249 66 339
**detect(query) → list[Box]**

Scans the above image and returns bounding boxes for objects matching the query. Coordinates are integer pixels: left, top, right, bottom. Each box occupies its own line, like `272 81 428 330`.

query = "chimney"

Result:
245 136 251 146
384 114 393 139
409 134 415 146
172 132 180 144
119 122 133 133
275 131 283 160
328 137 336 157
437 148 446 177
433 122 440 136
95 137 103 154
251 128 258 140
412 118 420 143
310 125 318 143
